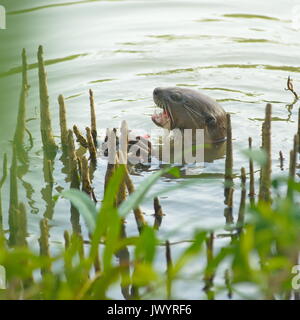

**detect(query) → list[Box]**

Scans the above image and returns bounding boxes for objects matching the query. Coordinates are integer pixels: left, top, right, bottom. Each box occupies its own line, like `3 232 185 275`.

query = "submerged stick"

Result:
124 171 146 233
58 95 68 151
0 153 8 231
104 128 126 206
16 202 27 247
8 148 18 246
76 233 85 262
68 130 80 189
153 197 164 230
81 156 94 201
293 133 299 158
104 128 145 232
279 151 284 171
289 148 297 178
104 129 117 199
166 240 173 300
94 248 101 274
116 121 128 206
64 230 70 250
37 45 57 157
41 155 55 219
46 159 54 187
73 125 88 148
67 130 81 234
204 232 215 300
224 188 234 228
259 104 272 203
116 223 131 299
116 166 127 207
224 113 233 204
248 137 255 200
39 218 51 275
287 135 299 198
224 269 233 299
89 89 97 147
237 167 246 234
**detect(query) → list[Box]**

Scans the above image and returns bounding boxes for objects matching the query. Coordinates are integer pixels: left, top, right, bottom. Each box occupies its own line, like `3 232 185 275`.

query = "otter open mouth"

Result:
152 102 173 130
152 109 171 129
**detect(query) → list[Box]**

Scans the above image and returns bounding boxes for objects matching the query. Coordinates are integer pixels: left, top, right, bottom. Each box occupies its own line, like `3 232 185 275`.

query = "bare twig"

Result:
285 76 299 100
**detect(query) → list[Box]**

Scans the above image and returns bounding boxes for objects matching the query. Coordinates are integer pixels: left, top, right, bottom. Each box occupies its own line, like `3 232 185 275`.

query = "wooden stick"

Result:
86 127 97 163
204 232 215 300
259 104 272 203
37 45 57 156
279 151 284 171
58 95 68 150
8 148 18 246
73 125 88 148
153 197 164 230
224 113 233 204
67 130 82 233
224 188 234 228
248 137 255 199
124 171 146 233
14 49 29 147
237 167 246 234
67 130 80 189
81 156 93 199
224 269 233 299
64 230 70 250
166 240 173 300
22 48 29 89
89 89 97 147
287 135 298 198
39 218 51 275
16 202 27 247
285 76 299 100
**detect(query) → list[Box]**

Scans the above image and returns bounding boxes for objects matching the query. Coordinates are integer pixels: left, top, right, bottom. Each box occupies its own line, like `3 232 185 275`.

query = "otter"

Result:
103 87 227 167
151 87 227 144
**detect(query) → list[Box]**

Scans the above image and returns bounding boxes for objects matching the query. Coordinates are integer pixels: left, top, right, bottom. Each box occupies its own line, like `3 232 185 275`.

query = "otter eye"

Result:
206 116 216 126
170 92 182 101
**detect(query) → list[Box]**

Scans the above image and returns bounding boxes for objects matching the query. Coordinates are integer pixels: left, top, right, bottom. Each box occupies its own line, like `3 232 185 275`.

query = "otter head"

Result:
151 87 227 143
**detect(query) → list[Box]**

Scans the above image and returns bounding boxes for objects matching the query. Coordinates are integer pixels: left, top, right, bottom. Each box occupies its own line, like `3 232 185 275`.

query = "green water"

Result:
0 0 300 299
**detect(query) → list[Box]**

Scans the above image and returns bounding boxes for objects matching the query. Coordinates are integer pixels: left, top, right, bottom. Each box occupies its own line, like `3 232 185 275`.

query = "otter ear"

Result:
206 115 216 126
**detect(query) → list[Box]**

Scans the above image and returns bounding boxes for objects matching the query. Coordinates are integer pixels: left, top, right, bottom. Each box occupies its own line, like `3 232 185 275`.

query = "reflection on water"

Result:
0 0 300 299
0 53 89 78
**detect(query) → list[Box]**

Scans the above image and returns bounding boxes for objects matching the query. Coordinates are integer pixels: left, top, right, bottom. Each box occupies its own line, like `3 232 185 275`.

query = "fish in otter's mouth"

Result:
151 87 227 143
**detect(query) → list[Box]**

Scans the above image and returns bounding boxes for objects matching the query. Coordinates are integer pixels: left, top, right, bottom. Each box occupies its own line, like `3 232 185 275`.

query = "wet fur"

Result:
152 87 227 143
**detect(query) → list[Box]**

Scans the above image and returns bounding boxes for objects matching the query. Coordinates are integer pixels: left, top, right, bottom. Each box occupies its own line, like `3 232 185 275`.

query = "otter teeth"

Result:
152 109 171 129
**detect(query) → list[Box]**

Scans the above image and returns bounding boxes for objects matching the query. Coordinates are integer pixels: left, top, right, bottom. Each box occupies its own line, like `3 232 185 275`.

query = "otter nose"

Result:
153 87 163 97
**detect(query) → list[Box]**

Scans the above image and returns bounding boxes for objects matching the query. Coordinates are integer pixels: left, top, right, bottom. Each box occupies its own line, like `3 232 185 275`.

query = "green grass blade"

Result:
62 189 97 233
118 167 178 218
